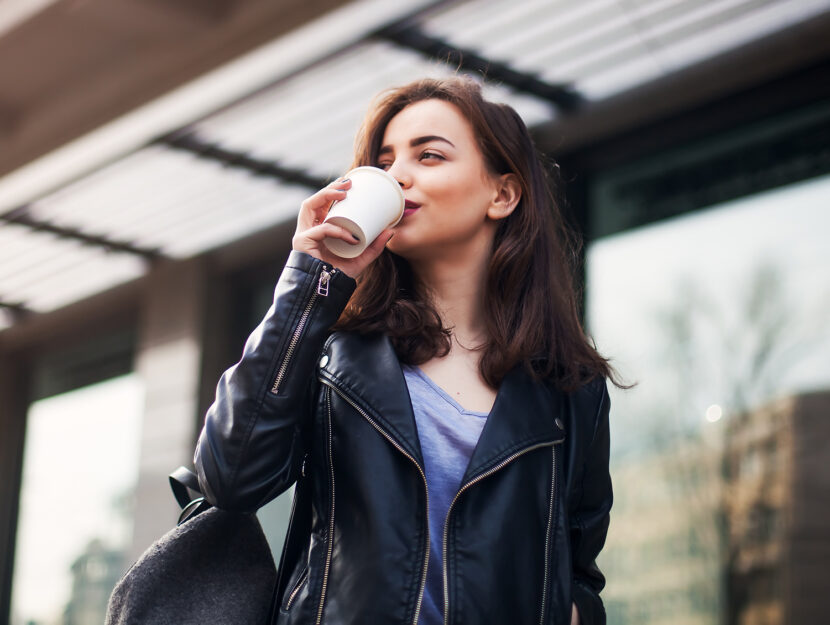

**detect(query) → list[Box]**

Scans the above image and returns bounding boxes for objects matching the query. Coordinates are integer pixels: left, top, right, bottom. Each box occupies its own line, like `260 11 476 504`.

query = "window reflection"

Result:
10 375 143 625
587 174 830 624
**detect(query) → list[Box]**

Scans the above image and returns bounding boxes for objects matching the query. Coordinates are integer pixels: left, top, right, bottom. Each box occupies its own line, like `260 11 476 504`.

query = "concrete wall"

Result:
129 258 207 563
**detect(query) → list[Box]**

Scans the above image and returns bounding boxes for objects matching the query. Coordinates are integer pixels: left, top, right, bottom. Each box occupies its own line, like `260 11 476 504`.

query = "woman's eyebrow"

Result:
378 135 456 155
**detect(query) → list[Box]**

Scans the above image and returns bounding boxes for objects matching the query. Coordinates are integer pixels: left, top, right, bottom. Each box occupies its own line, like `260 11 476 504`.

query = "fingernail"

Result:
341 178 351 184
352 234 360 242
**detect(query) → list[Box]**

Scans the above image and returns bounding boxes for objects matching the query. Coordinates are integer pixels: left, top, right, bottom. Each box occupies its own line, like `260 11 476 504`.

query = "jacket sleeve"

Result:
194 250 356 512
570 378 613 625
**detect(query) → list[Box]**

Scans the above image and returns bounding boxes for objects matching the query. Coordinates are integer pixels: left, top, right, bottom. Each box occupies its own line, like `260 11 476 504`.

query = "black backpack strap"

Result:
169 466 200 507
169 466 212 525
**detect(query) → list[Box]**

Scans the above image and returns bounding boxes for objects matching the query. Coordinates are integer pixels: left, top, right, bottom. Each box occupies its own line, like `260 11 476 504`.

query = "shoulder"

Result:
577 374 606 397
565 375 610 438
325 329 387 352
564 374 608 406
323 330 397 374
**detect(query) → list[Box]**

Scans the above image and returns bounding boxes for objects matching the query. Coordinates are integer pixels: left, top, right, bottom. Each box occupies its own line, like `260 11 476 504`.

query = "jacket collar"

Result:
319 332 566 482
462 363 565 484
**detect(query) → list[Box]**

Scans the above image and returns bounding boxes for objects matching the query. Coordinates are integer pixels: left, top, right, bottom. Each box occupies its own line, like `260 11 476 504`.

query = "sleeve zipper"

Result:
270 264 336 395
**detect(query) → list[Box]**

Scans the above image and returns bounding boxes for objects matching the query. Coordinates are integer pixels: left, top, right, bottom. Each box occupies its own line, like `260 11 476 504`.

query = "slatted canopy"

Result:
2 0 829 331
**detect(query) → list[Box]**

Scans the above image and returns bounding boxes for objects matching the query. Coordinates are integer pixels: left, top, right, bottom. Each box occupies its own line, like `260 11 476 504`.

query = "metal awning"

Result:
2 0 829 330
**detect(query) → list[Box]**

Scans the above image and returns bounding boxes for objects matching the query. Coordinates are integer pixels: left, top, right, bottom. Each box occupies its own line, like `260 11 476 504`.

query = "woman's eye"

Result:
377 162 392 170
420 151 444 162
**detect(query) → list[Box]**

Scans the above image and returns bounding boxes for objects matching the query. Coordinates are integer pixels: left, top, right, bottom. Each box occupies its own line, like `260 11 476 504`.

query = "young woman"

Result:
194 77 628 625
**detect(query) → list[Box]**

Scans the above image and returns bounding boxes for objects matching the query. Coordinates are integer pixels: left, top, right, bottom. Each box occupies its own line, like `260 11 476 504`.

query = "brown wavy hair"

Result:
334 76 632 393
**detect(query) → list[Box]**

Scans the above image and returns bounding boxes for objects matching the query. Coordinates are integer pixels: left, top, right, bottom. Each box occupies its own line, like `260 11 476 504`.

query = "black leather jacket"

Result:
194 251 613 625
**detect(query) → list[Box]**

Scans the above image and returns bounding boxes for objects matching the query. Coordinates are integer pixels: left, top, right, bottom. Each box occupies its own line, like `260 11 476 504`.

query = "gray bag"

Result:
105 468 277 625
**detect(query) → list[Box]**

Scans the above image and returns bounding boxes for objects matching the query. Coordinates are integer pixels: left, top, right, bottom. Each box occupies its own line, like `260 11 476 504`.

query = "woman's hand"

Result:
292 177 394 278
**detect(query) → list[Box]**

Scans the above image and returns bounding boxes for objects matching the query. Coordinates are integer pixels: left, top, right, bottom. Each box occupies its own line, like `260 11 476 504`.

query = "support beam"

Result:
534 12 830 158
0 300 33 320
375 22 583 111
158 131 329 189
0 207 163 260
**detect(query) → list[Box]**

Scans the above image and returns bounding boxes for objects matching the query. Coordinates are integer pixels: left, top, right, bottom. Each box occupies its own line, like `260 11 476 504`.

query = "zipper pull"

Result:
317 267 333 296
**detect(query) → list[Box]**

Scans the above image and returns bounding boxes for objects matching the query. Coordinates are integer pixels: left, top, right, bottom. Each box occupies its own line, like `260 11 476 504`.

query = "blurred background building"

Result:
1 1 829 624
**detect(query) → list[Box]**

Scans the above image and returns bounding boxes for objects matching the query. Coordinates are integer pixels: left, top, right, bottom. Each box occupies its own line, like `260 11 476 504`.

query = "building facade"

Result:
1 2 829 623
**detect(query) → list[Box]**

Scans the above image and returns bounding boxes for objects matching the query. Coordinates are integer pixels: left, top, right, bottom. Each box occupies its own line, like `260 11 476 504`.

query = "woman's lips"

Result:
403 200 420 217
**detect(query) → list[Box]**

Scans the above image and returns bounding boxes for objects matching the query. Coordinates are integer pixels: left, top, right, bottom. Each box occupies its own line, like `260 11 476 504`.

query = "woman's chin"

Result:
386 239 436 264
385 236 409 258
385 228 411 253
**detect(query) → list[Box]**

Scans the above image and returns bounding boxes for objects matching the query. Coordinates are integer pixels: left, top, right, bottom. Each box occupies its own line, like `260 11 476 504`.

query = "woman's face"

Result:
377 99 506 263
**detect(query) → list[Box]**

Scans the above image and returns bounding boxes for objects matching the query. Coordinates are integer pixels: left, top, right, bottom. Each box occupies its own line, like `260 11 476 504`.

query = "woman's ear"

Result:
487 173 522 221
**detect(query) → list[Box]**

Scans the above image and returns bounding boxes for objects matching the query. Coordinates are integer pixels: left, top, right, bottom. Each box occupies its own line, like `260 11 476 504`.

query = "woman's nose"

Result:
386 161 411 189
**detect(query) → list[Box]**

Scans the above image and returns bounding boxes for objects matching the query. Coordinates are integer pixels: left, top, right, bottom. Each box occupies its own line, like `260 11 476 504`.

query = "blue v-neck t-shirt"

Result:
401 365 490 625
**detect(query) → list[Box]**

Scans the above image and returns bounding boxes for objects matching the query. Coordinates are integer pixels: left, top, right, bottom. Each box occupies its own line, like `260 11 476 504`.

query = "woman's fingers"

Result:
293 178 395 279
363 228 395 258
292 223 358 263
308 222 360 245
297 178 351 229
294 178 356 261
332 228 395 278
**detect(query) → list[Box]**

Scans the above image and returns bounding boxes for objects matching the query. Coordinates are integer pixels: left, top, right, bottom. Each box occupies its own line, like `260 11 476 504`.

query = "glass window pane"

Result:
587 174 830 624
10 374 143 625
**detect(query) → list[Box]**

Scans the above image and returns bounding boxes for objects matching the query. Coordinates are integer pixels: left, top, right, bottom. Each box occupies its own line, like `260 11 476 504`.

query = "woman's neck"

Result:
411 246 490 347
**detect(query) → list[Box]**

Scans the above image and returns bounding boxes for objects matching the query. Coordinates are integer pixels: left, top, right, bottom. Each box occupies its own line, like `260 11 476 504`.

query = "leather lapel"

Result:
319 333 567 480
318 331 423 468
461 365 566 485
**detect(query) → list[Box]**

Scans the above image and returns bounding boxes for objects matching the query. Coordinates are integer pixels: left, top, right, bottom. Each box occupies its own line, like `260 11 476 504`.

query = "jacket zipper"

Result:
285 566 309 610
442 440 563 625
270 266 335 395
539 446 557 625
315 386 337 625
323 381 431 625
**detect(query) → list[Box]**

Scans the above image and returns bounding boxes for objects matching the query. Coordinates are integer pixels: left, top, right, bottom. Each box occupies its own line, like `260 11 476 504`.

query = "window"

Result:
590 172 830 623
10 375 143 625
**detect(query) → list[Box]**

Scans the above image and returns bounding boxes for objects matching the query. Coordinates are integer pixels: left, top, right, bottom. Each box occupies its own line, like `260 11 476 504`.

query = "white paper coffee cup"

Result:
322 166 405 258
